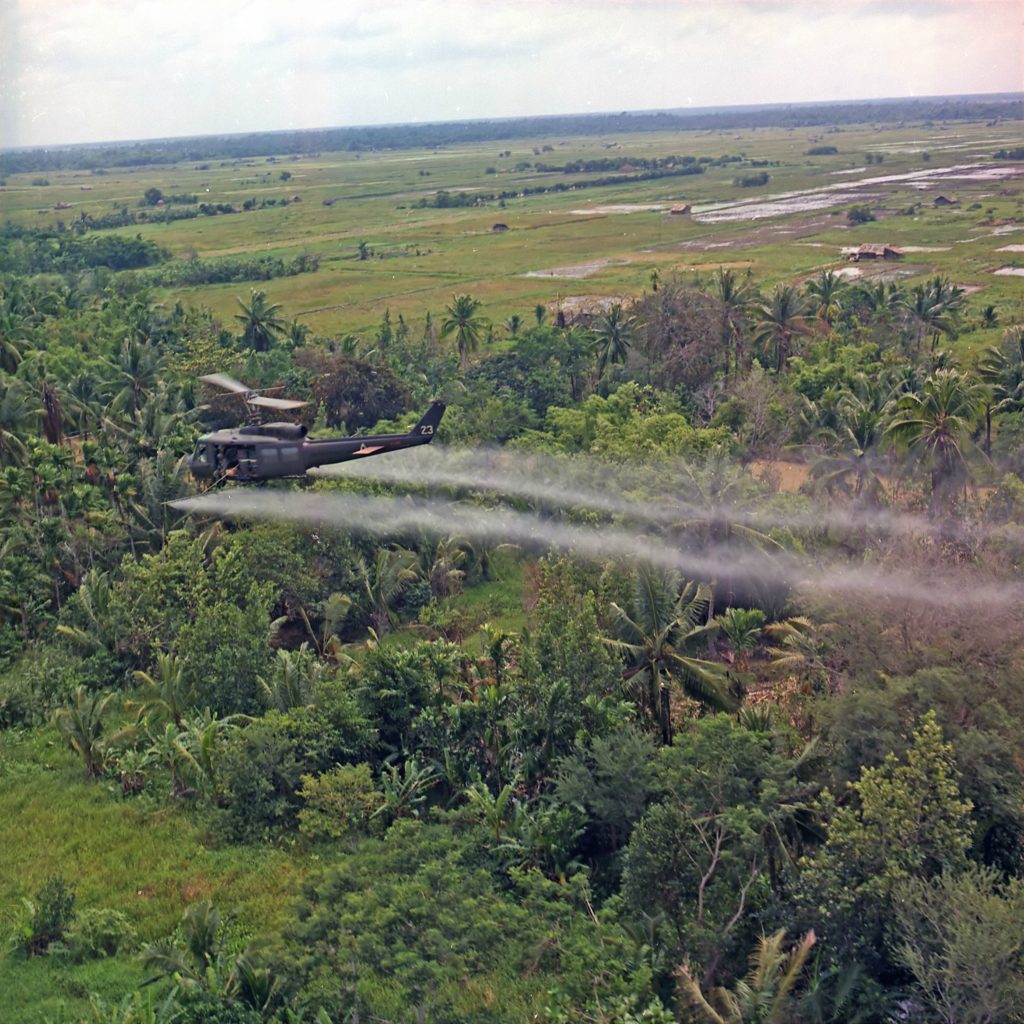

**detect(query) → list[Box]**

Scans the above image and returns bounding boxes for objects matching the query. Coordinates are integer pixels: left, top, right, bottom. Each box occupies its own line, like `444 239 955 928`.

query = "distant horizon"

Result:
3 89 1022 155
3 0 1020 150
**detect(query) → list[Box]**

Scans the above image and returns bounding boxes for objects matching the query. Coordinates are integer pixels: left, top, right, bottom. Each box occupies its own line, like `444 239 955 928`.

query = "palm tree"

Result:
668 452 784 615
53 687 130 778
0 377 38 467
55 568 118 654
711 267 757 377
902 276 965 355
0 313 26 374
65 371 105 437
286 320 309 347
130 653 194 729
676 929 816 1024
805 268 848 330
503 314 523 338
886 369 985 516
0 281 39 373
809 380 894 504
715 607 766 672
421 537 468 599
441 294 488 371
142 900 280 1013
754 284 812 372
257 645 323 712
604 566 735 744
592 304 637 378
766 616 836 691
147 720 199 797
978 326 1024 454
234 289 286 352
352 547 419 635
179 709 244 798
107 338 161 421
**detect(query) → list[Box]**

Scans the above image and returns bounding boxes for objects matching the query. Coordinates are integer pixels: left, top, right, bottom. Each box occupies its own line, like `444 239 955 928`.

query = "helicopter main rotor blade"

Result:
250 395 308 410
199 373 251 395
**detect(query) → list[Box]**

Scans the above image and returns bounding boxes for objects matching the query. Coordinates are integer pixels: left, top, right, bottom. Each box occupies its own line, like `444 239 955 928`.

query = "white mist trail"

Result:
312 445 956 543
172 490 1024 611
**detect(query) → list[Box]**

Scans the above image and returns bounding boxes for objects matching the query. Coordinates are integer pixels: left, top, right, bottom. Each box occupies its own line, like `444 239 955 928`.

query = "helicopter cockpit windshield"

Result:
188 441 215 478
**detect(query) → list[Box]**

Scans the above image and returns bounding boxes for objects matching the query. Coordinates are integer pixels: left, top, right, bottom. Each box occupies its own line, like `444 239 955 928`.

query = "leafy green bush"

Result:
297 763 382 841
0 648 101 728
279 819 666 1021
9 875 76 957
65 907 138 960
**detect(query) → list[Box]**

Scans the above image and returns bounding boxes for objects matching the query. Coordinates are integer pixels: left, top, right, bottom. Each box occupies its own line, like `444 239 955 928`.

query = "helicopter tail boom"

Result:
411 400 446 439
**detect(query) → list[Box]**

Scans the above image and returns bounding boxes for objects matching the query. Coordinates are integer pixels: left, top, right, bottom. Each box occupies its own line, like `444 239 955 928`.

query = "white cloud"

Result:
2 0 1020 147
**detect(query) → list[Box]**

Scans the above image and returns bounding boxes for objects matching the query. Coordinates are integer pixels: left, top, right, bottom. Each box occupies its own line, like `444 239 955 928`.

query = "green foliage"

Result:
821 666 1024 872
676 928 816 1024
622 715 805 971
522 384 731 459
891 864 1024 1024
523 560 621 706
53 687 132 779
10 875 76 957
297 763 382 841
65 908 138 962
173 587 273 716
846 204 875 224
797 711 974 974
215 678 373 839
280 819 664 1021
356 639 460 756
554 724 661 854
4 129 1024 1024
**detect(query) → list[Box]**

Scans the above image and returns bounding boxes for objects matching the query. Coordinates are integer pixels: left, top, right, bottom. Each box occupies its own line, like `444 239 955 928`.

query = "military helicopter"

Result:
187 373 445 483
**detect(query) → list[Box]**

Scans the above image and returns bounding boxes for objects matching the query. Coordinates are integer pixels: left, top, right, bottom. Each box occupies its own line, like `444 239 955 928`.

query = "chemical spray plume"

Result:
313 445 959 543
171 490 1024 610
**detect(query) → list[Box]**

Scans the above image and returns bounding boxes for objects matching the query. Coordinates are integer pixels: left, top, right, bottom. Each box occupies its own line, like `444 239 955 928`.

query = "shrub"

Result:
10 875 76 956
298 763 383 841
65 907 138 960
847 204 875 224
734 171 769 187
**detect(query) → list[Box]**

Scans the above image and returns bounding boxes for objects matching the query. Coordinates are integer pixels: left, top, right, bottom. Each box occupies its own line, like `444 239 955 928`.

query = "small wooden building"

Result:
849 243 904 262
491 223 509 232
669 204 692 215
933 195 959 206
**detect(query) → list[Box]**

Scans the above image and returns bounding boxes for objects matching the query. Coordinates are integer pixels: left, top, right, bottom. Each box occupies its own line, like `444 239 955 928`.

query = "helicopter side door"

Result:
216 443 258 479
235 446 259 480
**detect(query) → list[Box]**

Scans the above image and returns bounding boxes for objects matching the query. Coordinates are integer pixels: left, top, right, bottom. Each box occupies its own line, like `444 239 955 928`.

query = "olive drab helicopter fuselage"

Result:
187 374 445 483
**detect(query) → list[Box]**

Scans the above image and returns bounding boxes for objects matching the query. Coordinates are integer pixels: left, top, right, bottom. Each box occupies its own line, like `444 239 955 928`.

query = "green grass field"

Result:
0 728 305 1023
3 121 1021 345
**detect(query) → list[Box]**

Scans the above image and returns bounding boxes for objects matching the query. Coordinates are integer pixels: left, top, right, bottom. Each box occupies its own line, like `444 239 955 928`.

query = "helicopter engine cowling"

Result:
238 422 309 440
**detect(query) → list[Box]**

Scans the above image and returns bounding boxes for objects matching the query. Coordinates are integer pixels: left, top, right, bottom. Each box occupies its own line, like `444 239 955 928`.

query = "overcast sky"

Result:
1 0 1020 149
